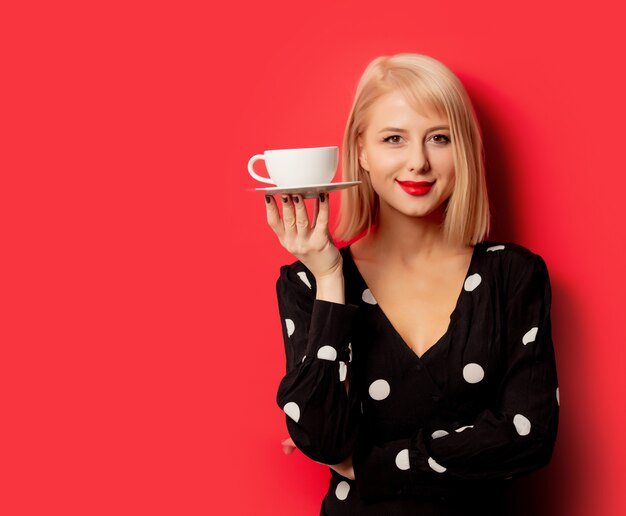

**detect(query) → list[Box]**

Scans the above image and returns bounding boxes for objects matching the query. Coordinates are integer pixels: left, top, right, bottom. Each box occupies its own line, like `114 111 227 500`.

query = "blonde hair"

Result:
334 53 490 246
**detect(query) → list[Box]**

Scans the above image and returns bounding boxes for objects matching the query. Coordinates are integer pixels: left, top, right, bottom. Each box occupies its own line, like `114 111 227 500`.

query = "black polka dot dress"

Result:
275 241 559 515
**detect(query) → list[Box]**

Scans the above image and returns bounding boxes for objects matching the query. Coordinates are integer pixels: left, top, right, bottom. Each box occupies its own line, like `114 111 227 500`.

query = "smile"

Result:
396 180 435 196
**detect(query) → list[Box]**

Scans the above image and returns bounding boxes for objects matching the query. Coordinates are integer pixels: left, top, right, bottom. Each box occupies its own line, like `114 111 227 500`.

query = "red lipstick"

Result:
396 180 434 196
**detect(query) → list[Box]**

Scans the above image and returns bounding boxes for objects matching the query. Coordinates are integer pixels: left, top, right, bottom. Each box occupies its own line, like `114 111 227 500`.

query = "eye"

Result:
382 135 403 144
431 134 451 144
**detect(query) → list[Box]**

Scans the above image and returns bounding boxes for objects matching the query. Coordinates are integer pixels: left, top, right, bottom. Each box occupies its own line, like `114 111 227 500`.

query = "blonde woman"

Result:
265 53 559 514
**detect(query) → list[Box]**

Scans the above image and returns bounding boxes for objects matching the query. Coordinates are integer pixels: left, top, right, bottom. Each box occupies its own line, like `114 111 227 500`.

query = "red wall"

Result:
3 0 625 514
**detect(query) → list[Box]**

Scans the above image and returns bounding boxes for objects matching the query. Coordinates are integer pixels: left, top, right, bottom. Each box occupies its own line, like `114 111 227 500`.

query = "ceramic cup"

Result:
247 146 338 187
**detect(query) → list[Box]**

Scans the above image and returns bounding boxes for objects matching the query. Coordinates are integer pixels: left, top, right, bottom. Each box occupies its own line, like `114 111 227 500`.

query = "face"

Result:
358 89 455 220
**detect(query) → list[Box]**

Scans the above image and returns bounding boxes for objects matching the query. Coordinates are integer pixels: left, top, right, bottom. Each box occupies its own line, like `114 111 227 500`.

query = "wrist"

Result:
315 269 345 304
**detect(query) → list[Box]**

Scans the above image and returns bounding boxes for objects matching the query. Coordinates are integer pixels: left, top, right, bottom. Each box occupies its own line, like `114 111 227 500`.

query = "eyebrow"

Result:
378 125 450 133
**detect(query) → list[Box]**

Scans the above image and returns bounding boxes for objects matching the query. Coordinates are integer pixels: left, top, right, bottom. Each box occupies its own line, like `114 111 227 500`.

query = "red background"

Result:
2 1 624 514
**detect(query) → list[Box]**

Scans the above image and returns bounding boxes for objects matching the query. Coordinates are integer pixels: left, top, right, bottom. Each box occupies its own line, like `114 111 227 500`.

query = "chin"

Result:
379 191 447 218
392 203 437 219
403 199 448 218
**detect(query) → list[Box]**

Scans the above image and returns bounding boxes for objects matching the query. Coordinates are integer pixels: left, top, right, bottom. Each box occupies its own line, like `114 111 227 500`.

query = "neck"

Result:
360 200 457 264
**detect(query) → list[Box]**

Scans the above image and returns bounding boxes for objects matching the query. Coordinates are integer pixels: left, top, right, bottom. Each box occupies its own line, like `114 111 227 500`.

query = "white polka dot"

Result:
464 273 482 291
368 379 390 400
283 402 300 423
463 363 485 384
428 457 447 473
302 355 306 363
362 288 377 304
297 271 312 289
339 361 347 382
487 245 505 252
522 327 539 345
348 342 353 362
395 449 410 470
556 387 560 406
285 318 295 337
513 414 531 436
455 425 474 433
335 480 350 500
317 345 337 361
431 430 449 439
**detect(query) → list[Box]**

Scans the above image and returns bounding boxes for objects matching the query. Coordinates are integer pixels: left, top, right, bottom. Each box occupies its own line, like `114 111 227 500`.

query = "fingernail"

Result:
265 195 271 204
293 195 300 203
319 192 325 202
282 196 289 203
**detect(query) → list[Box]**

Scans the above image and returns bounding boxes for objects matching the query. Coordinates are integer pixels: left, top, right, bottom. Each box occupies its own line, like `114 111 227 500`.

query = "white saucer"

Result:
252 181 361 198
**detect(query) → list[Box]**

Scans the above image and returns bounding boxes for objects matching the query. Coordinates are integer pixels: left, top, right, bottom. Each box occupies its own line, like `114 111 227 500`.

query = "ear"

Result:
357 136 370 172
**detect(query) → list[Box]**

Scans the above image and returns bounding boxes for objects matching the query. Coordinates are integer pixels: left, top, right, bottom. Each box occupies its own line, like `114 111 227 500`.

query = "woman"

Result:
264 53 559 515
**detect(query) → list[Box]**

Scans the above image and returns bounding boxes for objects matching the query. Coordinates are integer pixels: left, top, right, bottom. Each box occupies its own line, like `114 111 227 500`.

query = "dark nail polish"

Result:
265 195 271 204
282 196 289 203
293 196 300 203
319 192 326 202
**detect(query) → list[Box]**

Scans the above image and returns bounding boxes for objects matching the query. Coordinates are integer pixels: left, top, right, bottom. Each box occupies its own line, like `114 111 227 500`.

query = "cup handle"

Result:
247 154 275 185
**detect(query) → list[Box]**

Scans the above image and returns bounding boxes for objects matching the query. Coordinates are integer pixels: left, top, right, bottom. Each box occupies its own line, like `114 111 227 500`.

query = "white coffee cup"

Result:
247 146 338 187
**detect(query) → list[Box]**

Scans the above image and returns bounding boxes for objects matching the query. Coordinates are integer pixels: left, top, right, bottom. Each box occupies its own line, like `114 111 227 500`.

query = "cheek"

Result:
432 154 455 179
442 171 456 197
430 153 455 183
369 150 405 172
430 148 454 168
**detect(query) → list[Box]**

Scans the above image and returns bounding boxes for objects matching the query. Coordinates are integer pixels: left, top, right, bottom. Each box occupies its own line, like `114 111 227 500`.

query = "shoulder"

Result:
478 240 550 293
479 240 547 267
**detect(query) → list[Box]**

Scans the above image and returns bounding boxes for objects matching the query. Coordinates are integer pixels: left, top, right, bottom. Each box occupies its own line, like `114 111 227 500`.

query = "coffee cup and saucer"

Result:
247 145 360 198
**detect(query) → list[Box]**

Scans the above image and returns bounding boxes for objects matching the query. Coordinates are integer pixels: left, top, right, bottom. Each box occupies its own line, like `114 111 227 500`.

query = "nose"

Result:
407 143 430 173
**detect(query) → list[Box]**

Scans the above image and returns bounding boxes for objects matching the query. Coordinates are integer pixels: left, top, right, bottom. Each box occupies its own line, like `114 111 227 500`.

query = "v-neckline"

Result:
344 243 480 361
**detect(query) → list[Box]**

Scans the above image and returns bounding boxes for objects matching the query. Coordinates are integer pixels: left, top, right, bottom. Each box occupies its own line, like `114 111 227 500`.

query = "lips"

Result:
396 179 435 196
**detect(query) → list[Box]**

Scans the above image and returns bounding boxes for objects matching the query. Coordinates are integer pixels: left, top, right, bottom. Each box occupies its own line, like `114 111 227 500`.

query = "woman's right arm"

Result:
266 193 361 465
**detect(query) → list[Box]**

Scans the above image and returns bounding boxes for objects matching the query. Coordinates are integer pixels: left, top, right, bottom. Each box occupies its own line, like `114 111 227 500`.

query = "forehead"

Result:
364 90 448 130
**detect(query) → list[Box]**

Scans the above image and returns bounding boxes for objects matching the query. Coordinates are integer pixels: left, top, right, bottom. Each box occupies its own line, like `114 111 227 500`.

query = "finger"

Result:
280 195 297 237
312 192 329 234
292 194 311 236
311 197 320 229
265 195 284 239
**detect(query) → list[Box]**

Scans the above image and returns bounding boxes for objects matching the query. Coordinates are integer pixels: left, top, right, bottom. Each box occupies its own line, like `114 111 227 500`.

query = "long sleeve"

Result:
353 252 560 497
275 262 361 465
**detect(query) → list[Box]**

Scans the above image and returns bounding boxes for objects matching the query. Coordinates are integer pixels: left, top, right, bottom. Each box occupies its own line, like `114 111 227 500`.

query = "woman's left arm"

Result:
353 253 559 497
